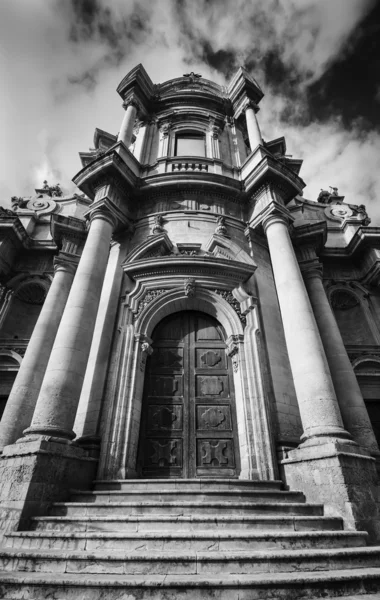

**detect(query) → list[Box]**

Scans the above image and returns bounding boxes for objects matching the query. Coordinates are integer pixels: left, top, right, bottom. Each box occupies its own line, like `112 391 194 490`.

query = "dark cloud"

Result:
62 0 151 90
195 43 236 78
171 0 379 131
307 2 380 130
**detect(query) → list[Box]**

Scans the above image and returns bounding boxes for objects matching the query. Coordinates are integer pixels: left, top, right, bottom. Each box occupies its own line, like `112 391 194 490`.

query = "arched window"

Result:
175 131 206 157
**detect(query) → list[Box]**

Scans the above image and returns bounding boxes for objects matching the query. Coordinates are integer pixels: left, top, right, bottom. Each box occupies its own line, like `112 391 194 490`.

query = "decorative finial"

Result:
183 72 202 83
37 181 63 197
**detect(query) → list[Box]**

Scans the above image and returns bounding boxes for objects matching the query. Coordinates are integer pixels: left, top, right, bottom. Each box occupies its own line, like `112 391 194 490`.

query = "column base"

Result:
0 438 97 541
300 425 356 447
21 425 75 443
281 440 380 543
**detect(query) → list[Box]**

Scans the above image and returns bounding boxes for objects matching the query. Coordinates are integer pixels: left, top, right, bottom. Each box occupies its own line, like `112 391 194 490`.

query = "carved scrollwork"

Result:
134 289 169 320
214 289 246 325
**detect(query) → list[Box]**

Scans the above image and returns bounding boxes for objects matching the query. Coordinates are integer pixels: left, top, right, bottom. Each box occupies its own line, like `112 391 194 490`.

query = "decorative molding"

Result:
215 215 228 237
214 289 246 325
140 341 153 372
152 214 165 234
134 288 169 320
184 277 196 297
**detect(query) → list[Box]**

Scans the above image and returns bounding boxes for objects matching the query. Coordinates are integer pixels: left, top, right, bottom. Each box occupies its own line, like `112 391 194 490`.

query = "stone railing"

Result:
171 162 209 173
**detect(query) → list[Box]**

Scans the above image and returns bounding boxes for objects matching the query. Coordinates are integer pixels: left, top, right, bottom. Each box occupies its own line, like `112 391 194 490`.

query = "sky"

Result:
0 0 380 221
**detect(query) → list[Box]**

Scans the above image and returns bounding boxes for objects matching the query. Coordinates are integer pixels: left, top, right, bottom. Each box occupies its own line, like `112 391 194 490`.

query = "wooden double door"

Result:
138 311 239 478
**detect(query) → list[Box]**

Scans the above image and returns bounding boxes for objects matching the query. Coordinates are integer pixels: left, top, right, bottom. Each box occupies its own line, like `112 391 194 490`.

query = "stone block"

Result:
0 438 97 539
282 442 380 542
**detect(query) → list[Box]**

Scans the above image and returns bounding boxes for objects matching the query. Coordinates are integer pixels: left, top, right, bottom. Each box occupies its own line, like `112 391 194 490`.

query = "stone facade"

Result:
0 64 380 595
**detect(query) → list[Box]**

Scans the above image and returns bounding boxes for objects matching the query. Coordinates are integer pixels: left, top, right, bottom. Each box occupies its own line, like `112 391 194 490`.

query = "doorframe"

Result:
98 286 278 481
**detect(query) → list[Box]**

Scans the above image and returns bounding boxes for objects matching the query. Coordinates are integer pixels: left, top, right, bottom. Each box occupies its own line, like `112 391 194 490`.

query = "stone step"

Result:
49 500 323 517
0 547 379 576
93 478 284 492
70 489 305 504
5 530 367 552
31 514 343 533
1 569 380 600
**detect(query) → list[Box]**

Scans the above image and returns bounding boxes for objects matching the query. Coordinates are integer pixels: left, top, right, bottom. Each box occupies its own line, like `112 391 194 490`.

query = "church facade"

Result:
0 64 380 597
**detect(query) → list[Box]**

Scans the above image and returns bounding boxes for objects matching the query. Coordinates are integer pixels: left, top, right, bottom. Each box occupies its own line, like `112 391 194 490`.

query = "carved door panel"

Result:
138 311 239 478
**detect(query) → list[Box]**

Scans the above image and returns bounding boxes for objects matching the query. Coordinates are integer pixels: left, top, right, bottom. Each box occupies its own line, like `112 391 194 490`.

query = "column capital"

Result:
84 201 122 231
301 260 324 281
244 99 260 113
122 95 139 111
251 201 293 234
53 254 78 276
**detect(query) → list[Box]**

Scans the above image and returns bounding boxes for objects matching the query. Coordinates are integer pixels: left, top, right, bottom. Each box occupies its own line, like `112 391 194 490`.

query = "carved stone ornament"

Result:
330 289 359 310
184 277 196 297
152 214 165 235
215 216 228 237
214 289 246 325
134 289 169 320
11 196 28 210
0 206 16 217
226 340 239 373
123 95 139 110
140 342 153 372
35 180 62 198
159 122 171 138
209 122 221 139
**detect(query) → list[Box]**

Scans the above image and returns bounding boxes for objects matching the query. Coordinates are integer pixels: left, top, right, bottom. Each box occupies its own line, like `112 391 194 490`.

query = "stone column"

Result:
263 211 353 445
117 99 138 147
303 265 379 454
245 102 262 151
23 208 117 442
0 257 76 450
134 122 148 163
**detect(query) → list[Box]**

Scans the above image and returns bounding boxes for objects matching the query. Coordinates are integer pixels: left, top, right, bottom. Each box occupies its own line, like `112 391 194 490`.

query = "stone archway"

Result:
136 310 240 478
98 285 277 482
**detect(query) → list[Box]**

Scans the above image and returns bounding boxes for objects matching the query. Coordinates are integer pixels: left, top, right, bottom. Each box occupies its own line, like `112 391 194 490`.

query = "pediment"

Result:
124 232 173 264
206 234 256 266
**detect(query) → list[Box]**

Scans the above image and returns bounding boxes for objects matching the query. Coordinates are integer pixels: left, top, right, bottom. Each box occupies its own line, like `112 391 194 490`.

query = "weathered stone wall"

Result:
0 439 97 540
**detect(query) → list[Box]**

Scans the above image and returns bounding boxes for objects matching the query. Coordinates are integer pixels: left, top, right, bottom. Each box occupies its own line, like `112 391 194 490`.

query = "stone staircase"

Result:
0 478 380 599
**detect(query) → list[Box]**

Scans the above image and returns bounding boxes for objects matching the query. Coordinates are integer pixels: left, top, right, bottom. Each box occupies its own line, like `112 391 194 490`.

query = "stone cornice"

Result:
228 67 264 119
321 227 380 258
243 151 305 201
72 143 139 200
249 199 293 233
50 214 87 248
0 212 30 248
291 221 327 252
123 255 256 289
116 64 155 117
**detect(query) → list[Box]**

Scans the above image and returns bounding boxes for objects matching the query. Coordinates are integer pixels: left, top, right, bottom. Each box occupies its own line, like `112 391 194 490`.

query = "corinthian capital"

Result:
122 95 139 110
244 99 259 113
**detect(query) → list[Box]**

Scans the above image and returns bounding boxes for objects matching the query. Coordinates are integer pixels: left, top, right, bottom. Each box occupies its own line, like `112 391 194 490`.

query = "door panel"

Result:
138 311 239 478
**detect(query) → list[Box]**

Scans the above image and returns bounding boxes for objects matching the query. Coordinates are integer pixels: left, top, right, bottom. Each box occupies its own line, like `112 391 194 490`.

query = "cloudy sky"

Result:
1 0 380 221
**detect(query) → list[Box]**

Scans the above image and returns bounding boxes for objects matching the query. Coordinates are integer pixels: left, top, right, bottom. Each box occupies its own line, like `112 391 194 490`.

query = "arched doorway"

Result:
137 311 240 478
